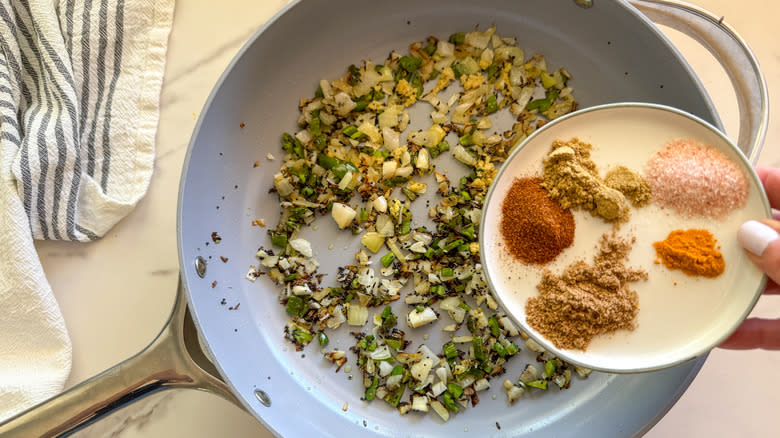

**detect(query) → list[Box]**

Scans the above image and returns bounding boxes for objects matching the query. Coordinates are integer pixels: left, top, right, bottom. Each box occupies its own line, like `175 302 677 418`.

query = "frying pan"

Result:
0 0 768 436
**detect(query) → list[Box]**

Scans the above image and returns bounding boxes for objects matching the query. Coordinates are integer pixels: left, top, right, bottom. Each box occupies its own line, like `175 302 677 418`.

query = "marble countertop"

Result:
37 0 780 436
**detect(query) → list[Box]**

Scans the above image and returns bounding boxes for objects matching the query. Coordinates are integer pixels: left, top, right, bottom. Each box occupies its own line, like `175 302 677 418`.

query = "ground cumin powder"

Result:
542 138 631 223
500 177 575 264
526 233 648 350
653 229 725 277
604 165 652 207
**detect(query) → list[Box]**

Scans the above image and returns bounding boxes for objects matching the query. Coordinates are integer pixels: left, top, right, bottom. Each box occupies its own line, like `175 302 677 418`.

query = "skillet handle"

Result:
627 0 769 163
0 281 240 438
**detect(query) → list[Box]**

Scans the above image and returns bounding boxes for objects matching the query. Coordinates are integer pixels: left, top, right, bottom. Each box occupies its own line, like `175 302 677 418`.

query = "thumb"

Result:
737 219 780 284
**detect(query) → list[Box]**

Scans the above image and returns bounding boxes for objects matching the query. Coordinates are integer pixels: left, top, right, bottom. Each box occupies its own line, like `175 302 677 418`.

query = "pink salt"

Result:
645 139 748 219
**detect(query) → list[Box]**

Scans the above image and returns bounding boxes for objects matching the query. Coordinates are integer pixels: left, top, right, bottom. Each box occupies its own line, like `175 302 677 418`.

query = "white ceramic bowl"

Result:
480 103 770 373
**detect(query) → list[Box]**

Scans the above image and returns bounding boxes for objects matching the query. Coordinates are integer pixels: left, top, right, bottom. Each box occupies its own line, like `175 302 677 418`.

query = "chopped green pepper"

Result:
486 62 500 81
472 336 486 362
365 376 378 401
447 383 464 399
423 42 436 56
488 316 500 337
380 306 397 332
398 219 411 235
347 64 361 85
384 383 405 407
293 328 313 345
486 94 498 114
451 62 468 78
544 359 557 378
526 380 548 390
444 239 464 252
399 55 422 73
341 125 358 137
317 153 339 170
269 231 288 248
448 32 465 45
442 391 459 412
380 252 395 267
443 342 458 360
285 295 306 317
386 338 402 350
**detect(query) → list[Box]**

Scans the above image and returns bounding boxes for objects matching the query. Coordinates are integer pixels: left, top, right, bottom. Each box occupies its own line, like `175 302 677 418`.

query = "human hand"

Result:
720 167 780 349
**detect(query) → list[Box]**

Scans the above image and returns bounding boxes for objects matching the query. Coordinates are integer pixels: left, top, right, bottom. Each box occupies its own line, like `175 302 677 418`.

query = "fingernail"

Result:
737 220 779 256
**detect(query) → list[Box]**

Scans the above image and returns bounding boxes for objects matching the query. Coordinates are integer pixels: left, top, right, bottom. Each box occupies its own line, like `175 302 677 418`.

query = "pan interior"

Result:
179 0 716 436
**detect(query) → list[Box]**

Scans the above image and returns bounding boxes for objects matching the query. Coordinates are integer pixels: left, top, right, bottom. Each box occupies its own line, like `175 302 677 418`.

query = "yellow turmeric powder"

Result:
653 229 725 278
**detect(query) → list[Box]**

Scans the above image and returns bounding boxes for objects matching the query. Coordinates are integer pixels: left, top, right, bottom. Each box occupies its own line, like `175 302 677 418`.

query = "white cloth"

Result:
0 0 174 421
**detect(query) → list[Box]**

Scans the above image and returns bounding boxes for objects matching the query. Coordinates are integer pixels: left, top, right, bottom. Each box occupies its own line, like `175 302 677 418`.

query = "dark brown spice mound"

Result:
500 177 575 264
526 233 647 350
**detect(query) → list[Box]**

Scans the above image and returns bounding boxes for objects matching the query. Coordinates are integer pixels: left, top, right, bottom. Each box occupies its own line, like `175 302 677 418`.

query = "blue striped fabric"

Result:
0 0 145 242
0 0 173 420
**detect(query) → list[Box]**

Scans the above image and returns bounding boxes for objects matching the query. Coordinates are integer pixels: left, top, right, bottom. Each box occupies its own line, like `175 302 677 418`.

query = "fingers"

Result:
755 166 780 209
719 318 780 350
725 169 780 351
737 219 780 286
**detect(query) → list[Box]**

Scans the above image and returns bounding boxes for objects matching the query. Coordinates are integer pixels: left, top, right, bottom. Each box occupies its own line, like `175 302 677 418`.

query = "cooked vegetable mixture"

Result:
249 26 585 421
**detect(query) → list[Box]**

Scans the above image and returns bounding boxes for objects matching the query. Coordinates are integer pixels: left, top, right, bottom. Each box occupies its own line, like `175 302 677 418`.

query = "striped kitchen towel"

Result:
0 0 174 421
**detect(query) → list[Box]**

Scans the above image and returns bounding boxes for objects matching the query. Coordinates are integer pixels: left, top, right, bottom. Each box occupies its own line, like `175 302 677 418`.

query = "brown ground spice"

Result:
653 229 725 277
542 138 631 223
500 177 575 264
526 233 647 350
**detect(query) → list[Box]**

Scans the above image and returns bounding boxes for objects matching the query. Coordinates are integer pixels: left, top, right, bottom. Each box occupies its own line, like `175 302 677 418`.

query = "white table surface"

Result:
36 0 780 436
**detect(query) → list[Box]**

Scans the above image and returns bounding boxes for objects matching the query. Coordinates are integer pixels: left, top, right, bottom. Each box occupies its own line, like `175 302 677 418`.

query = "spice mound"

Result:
500 177 575 264
653 229 725 278
542 138 631 223
645 139 748 219
526 233 648 350
604 166 651 207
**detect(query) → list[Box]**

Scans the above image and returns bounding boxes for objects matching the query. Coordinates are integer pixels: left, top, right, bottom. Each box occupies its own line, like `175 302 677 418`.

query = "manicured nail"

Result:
737 220 779 256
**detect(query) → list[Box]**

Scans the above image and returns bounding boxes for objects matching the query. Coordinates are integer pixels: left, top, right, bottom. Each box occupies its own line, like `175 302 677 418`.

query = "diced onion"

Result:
331 203 356 229
408 307 438 328
347 303 368 326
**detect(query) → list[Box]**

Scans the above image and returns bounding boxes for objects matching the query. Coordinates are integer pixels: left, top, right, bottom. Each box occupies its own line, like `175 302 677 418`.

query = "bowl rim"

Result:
478 102 770 373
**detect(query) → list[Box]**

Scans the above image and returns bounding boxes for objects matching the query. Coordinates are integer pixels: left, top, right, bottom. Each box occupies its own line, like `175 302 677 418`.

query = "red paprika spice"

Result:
500 177 575 264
